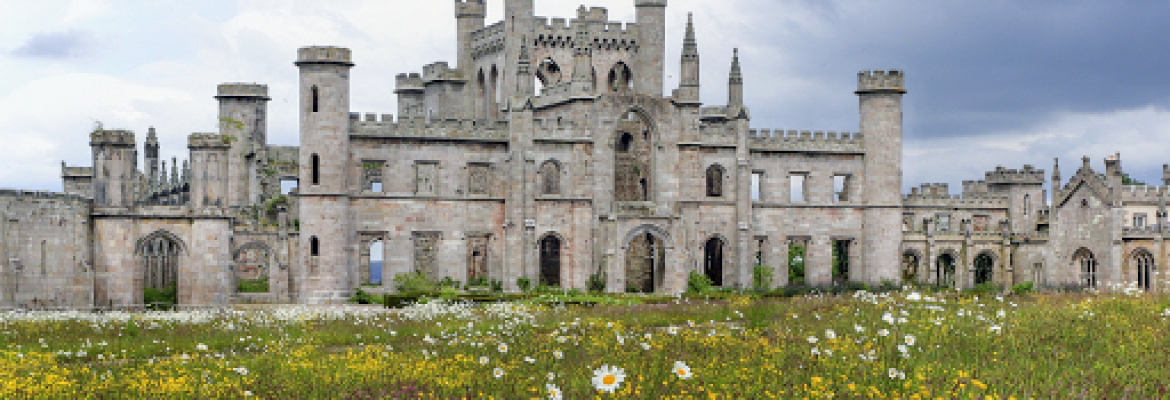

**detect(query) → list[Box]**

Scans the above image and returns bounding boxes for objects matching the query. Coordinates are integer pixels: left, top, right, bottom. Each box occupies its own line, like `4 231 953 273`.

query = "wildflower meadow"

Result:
3 288 1170 398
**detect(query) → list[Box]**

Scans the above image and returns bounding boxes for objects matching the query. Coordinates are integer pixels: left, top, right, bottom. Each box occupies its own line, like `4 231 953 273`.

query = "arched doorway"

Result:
234 242 274 293
902 250 922 283
626 232 664 293
1133 248 1155 291
540 235 562 287
936 252 956 287
136 230 186 306
1074 248 1097 288
704 237 724 287
974 252 994 286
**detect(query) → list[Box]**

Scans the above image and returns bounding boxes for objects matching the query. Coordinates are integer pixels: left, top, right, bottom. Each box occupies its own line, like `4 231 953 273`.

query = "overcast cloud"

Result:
1 0 1168 199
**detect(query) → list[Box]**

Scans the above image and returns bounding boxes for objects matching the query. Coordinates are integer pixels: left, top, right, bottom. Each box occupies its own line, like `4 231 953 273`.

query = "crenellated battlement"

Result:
295 46 353 66
903 183 1009 208
455 0 485 18
349 113 508 141
635 0 668 6
1120 184 1170 202
422 62 461 82
748 129 864 153
215 83 269 99
187 133 232 149
89 129 135 146
984 165 1045 185
394 73 424 93
471 21 506 59
856 70 905 94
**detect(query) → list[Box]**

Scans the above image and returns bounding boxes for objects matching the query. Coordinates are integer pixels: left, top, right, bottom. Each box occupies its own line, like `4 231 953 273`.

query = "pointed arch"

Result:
703 236 726 287
706 164 725 197
623 225 669 293
974 250 996 286
1130 247 1155 291
135 230 188 292
540 160 562 195
488 65 500 120
1073 248 1097 288
607 61 633 93
539 232 564 287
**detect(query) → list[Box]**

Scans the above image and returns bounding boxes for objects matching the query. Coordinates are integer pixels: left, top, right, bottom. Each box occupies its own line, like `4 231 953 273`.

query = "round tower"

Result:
295 46 354 303
857 70 905 284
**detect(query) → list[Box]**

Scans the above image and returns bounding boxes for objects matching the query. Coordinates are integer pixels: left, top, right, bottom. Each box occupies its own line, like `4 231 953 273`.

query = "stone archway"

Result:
1074 248 1097 288
135 230 188 306
621 224 670 293
974 251 995 286
233 242 275 293
936 251 957 287
539 234 562 287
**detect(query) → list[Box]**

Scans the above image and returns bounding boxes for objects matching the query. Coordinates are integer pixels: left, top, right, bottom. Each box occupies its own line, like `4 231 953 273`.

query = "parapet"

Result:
295 46 353 67
635 0 668 7
984 165 1045 185
89 129 135 146
747 129 864 154
903 182 1010 208
395 73 424 93
61 164 92 178
215 83 270 100
349 113 508 142
422 62 462 82
1121 184 1170 203
856 70 905 94
187 133 232 149
455 0 485 18
578 6 609 22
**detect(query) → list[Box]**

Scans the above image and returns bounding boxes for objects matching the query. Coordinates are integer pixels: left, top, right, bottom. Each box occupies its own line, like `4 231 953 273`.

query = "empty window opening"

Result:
706 165 724 197
1134 213 1147 228
540 161 561 195
368 240 383 285
1023 194 1031 216
640 178 648 201
311 85 319 113
788 242 806 286
902 251 921 282
40 240 47 276
789 175 806 202
371 182 382 192
937 253 956 287
1075 248 1096 288
1134 249 1154 291
280 179 298 195
310 236 319 257
608 62 633 93
832 240 850 285
617 132 633 152
704 237 724 287
310 154 320 185
751 172 763 201
1033 263 1043 286
833 175 849 202
974 253 994 285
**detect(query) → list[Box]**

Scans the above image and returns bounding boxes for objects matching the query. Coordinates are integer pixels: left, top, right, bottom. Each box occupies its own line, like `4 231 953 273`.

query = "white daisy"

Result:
667 326 680 335
195 343 208 351
807 336 819 344
640 342 651 350
524 356 536 364
878 329 889 337
547 372 556 380
553 350 563 359
493 367 505 379
591 364 626 393
546 383 563 400
904 334 916 346
479 356 489 365
497 343 508 353
673 361 693 379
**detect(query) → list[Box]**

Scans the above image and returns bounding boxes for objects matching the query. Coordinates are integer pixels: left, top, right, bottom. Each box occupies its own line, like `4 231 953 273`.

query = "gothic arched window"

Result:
706 164 724 197
540 160 561 195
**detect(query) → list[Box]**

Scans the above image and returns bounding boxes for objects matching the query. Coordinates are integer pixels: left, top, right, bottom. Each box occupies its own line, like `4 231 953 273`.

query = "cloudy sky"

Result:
3 0 1170 200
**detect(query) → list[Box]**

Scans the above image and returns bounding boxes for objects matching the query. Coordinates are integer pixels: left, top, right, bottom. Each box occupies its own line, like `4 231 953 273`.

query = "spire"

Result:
182 159 189 185
674 12 701 106
171 157 179 189
683 13 697 57
1052 157 1061 193
728 48 744 112
160 160 169 188
516 34 534 97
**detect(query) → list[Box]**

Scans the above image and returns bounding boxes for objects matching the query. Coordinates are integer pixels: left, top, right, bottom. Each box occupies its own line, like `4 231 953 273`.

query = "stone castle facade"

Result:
0 0 1158 307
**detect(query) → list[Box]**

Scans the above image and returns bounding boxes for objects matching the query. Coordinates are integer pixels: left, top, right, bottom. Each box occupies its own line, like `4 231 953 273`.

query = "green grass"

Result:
3 290 1170 398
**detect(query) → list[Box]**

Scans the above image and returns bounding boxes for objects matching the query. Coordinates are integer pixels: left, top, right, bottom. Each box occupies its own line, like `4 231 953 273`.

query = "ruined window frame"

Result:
705 164 724 198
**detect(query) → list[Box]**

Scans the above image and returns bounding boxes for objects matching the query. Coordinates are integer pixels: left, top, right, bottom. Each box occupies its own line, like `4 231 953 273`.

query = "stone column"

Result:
774 239 789 288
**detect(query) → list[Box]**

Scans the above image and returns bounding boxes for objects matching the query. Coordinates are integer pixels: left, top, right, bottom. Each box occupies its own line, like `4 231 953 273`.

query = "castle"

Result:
0 0 1159 308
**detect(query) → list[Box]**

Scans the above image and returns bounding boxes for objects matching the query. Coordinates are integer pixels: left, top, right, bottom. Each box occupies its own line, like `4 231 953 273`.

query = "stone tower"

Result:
90 128 136 208
144 127 160 192
634 0 667 96
216 83 270 207
296 46 354 303
455 0 486 78
857 70 905 283
504 0 535 101
187 133 229 208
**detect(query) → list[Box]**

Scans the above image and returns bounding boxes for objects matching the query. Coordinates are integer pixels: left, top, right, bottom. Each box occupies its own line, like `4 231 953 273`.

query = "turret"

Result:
89 128 137 208
728 49 743 115
856 69 906 283
216 83 270 207
145 127 160 190
1163 164 1170 185
395 73 425 119
1105 153 1122 202
517 35 535 97
504 0 535 103
570 20 594 96
295 46 355 303
635 0 667 96
455 0 486 79
1052 158 1061 196
673 13 700 106
187 133 229 207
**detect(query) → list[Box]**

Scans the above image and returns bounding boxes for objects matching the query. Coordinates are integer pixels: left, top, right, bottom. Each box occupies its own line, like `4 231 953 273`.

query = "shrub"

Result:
144 285 177 305
465 277 488 289
349 288 378 305
237 278 269 293
437 277 460 289
687 271 714 294
392 271 434 293
489 279 504 293
1012 281 1035 294
516 277 532 292
752 265 773 292
587 270 607 293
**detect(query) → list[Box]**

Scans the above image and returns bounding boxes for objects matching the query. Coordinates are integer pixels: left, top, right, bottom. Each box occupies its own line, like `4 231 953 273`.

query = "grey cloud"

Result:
11 30 90 59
